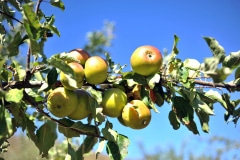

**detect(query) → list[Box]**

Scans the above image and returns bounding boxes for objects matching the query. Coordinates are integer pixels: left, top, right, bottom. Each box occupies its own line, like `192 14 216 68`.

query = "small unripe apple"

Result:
130 45 163 76
60 62 85 90
84 56 108 85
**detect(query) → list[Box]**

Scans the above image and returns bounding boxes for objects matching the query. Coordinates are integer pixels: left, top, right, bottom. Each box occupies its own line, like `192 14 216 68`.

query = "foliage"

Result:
0 1 240 160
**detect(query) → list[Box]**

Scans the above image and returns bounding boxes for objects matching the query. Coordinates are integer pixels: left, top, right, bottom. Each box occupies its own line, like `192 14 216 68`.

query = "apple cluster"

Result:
47 49 108 120
47 45 163 130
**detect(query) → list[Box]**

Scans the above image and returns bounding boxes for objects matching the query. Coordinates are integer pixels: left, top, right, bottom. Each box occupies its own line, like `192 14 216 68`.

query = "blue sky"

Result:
41 1 240 159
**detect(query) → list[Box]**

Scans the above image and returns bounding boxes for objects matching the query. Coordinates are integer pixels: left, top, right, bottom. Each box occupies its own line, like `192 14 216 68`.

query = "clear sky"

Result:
41 1 240 159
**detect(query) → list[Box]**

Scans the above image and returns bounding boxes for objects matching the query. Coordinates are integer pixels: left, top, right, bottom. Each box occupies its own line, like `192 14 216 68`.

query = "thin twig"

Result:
0 10 23 24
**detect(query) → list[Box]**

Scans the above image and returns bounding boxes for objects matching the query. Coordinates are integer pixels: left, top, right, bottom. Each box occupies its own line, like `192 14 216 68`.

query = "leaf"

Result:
5 89 23 103
168 110 180 130
66 142 77 160
70 121 99 136
204 90 227 110
7 32 22 57
168 34 180 62
43 15 60 36
50 0 65 11
96 139 106 158
57 118 80 138
47 67 58 86
173 96 194 125
223 51 240 69
203 36 226 62
22 4 42 40
195 109 210 133
106 134 130 160
102 121 118 142
235 67 240 79
185 120 199 135
76 136 98 158
191 96 214 115
36 120 57 157
183 59 201 70
24 88 44 102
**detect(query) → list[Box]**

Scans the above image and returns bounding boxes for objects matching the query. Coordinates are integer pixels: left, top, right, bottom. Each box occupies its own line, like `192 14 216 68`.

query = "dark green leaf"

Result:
47 67 58 86
185 120 199 135
102 121 118 142
223 51 240 69
106 141 121 160
36 120 57 157
203 36 226 62
76 136 98 159
67 142 77 160
70 121 99 136
43 15 60 36
168 110 180 130
7 32 22 57
5 89 23 103
195 109 210 133
235 67 240 79
50 0 65 11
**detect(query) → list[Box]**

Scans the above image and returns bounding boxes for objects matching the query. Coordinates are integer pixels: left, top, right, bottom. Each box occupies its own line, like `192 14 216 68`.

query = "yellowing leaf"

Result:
5 89 23 103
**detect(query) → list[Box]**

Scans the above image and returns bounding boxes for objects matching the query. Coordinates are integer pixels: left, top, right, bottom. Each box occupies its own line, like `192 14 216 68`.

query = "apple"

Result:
68 48 90 66
47 87 78 118
60 62 85 90
130 45 163 76
101 88 127 117
122 100 151 129
84 56 108 84
68 89 91 120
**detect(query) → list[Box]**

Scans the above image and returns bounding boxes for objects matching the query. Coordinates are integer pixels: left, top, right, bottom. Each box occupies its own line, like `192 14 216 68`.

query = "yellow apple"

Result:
60 62 85 90
84 56 108 84
122 100 151 129
130 45 163 76
101 88 127 117
68 89 91 120
47 87 78 118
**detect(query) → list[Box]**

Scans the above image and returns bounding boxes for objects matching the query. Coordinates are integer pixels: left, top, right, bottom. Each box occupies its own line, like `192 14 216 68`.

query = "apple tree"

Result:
0 1 240 160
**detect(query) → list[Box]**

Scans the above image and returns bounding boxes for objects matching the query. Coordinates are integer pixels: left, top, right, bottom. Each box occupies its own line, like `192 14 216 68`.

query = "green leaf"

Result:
43 15 60 36
106 134 130 160
25 88 44 102
185 120 199 135
8 0 22 11
66 142 77 160
168 34 180 62
168 110 180 130
204 90 227 110
102 121 118 142
22 4 41 40
203 36 226 62
76 136 98 159
5 89 23 103
7 32 22 57
47 67 58 86
235 67 240 79
191 96 214 115
57 118 80 138
223 51 240 69
195 109 210 133
36 120 57 157
50 0 65 11
70 121 99 136
173 96 194 125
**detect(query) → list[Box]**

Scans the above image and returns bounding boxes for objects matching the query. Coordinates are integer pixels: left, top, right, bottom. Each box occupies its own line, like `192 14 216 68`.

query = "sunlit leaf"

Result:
96 139 107 158
102 121 118 142
223 51 240 69
5 89 23 103
43 15 60 36
203 36 226 62
146 73 160 89
204 90 227 110
191 96 214 115
195 109 210 133
50 0 65 11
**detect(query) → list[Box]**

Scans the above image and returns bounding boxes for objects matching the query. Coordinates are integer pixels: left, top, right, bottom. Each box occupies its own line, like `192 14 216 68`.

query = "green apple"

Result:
68 89 91 120
47 87 78 118
101 88 127 117
84 56 108 84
